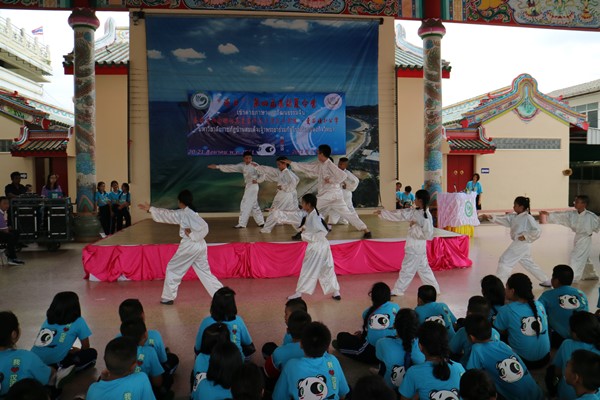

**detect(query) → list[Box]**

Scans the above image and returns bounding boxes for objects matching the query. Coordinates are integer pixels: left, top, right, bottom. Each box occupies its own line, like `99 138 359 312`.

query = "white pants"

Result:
161 239 223 301
570 235 598 281
239 184 264 227
328 191 354 225
296 239 340 295
393 249 440 295
496 240 549 283
261 191 298 233
318 192 366 231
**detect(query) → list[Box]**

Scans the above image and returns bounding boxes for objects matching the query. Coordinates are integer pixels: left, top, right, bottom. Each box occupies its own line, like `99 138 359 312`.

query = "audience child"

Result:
231 362 264 400
5 378 50 400
0 312 52 397
415 285 457 339
335 282 399 364
482 196 551 286
395 182 403 209
95 181 111 237
193 342 242 400
552 311 600 400
287 193 342 301
86 337 155 400
459 369 497 400
31 291 96 387
377 190 441 296
480 275 506 325
108 180 121 234
375 308 426 389
450 296 501 366
539 265 589 348
494 273 550 369
399 321 465 400
261 298 308 358
352 375 396 400
194 287 255 358
465 314 543 400
192 323 231 394
399 185 415 208
565 350 600 400
116 182 132 231
40 174 62 199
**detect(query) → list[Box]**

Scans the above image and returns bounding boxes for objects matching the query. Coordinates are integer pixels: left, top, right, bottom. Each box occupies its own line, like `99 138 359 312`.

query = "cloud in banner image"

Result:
242 65 264 75
207 67 214 72
172 48 206 63
147 49 164 59
218 43 239 55
261 19 309 32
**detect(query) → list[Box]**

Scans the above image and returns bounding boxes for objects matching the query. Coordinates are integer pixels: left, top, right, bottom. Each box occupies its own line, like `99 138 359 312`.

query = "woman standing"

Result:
465 173 483 210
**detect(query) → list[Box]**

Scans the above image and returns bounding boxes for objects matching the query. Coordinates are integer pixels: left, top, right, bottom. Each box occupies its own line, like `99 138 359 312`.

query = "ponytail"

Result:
514 196 531 214
415 189 430 219
362 283 391 333
418 321 451 381
507 273 540 336
395 309 419 355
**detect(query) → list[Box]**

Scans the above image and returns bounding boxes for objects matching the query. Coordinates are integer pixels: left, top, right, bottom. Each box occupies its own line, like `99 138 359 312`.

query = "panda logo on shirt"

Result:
390 365 406 387
558 295 581 310
297 375 332 400
192 372 206 392
425 315 446 326
520 316 544 336
429 388 459 400
369 314 391 330
34 328 57 348
496 356 524 383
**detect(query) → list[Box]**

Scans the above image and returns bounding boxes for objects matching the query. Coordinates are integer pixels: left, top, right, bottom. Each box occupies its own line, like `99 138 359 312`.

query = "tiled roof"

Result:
63 19 129 68
547 78 600 99
447 138 496 153
443 87 510 126
394 23 451 71
11 128 70 157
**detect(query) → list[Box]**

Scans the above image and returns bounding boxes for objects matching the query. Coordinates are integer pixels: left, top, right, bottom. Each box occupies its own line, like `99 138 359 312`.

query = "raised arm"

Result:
545 211 573 227
212 163 244 174
289 161 320 178
148 207 183 225
255 165 280 183
378 208 414 222
489 214 514 228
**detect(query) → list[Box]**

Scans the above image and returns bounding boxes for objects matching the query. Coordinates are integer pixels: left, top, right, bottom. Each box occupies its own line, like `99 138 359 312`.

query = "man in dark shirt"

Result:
5 171 27 199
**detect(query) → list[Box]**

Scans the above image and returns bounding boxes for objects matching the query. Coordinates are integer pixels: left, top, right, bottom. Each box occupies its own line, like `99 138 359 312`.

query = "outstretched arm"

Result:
137 204 183 225
377 208 413 222
209 164 244 173
289 161 319 178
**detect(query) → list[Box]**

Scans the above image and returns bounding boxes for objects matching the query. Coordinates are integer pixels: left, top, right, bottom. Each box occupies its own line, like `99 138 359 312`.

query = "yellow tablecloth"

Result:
444 225 475 237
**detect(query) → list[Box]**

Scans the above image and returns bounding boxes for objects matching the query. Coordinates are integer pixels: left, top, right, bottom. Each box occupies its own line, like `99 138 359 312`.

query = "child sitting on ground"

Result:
261 297 307 358
415 285 457 340
565 350 600 400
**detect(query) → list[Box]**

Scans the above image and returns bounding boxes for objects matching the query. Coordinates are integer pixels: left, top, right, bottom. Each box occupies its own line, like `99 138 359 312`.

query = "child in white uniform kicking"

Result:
288 193 341 301
138 190 223 304
328 157 360 225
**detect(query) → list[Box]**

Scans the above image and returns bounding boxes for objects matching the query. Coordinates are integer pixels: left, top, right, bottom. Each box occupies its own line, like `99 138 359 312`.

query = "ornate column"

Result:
418 19 446 202
68 8 100 238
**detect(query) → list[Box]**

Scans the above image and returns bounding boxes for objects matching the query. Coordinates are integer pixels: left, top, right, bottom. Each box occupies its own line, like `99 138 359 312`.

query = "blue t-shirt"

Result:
192 353 210 395
135 345 164 378
362 301 400 346
118 192 131 206
0 349 51 396
31 316 92 365
554 339 600 400
86 371 156 400
195 316 253 356
415 302 457 339
467 340 543 400
494 301 550 362
466 181 483 194
282 332 292 345
489 304 505 327
273 353 350 400
577 394 600 400
539 286 589 339
449 326 501 366
95 191 110 207
272 341 304 370
375 337 425 388
193 378 232 400
399 192 415 205
146 330 167 364
108 190 122 204
398 360 464 400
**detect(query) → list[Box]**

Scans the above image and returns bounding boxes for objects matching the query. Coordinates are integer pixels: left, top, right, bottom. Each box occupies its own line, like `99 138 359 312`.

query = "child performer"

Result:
376 189 440 296
138 190 223 304
540 195 600 282
286 144 371 238
208 151 265 229
482 196 551 286
287 193 341 301
328 157 360 225
255 156 300 234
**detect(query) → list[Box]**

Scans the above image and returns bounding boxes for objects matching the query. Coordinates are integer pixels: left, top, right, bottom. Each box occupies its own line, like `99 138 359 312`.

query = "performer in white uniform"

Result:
377 189 440 296
540 195 600 282
288 193 341 301
482 196 551 287
286 144 371 239
208 151 265 228
256 157 300 234
138 190 223 304
328 157 360 225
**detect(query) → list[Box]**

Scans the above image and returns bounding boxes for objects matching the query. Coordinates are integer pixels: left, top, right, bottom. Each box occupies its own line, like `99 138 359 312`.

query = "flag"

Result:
31 26 43 36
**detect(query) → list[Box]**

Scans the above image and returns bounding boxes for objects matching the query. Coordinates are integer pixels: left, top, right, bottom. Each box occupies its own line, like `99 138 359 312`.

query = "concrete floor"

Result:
1 223 599 399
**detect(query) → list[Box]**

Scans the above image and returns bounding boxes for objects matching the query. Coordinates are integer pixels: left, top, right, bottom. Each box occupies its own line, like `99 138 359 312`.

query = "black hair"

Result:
569 311 600 351
317 144 332 158
405 185 412 193
118 298 144 322
121 182 130 192
243 150 253 157
200 322 231 355
120 318 147 343
394 308 419 355
418 321 451 381
207 341 243 389
464 314 493 342
396 182 402 187
285 298 308 313
507 273 540 336
231 362 264 400
301 193 328 230
210 287 238 322
570 349 600 391
514 196 531 214
472 173 481 181
287 310 312 340
418 285 437 304
104 336 138 375
97 181 105 192
5 378 50 400
45 173 58 190
0 311 19 347
575 195 590 206
110 180 118 186
363 282 391 333
467 296 491 317
177 189 196 212
352 375 396 400
415 189 430 219
46 291 81 325
301 322 331 358
0 196 7 203
460 369 496 400
276 156 288 162
339 157 349 163
10 171 20 180
481 275 505 317
552 264 574 286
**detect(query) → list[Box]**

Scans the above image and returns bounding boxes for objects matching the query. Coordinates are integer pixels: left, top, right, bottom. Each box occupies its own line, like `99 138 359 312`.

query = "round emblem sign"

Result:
191 92 211 110
465 200 474 218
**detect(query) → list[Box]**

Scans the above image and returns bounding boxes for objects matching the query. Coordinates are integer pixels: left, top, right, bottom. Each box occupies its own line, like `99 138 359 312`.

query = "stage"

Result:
82 214 472 282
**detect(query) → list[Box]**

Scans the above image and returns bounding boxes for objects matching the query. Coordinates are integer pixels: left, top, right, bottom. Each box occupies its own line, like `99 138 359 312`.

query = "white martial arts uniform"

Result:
217 163 265 227
150 206 223 301
491 212 549 283
547 210 600 281
257 166 300 233
380 208 440 295
290 159 367 231
295 209 340 296
328 169 360 225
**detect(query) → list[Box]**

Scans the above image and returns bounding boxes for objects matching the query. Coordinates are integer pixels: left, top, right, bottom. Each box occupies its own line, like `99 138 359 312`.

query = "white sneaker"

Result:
99 232 107 238
260 228 271 234
287 292 302 300
539 280 552 288
56 365 76 388
233 225 246 229
391 291 404 297
8 259 24 266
